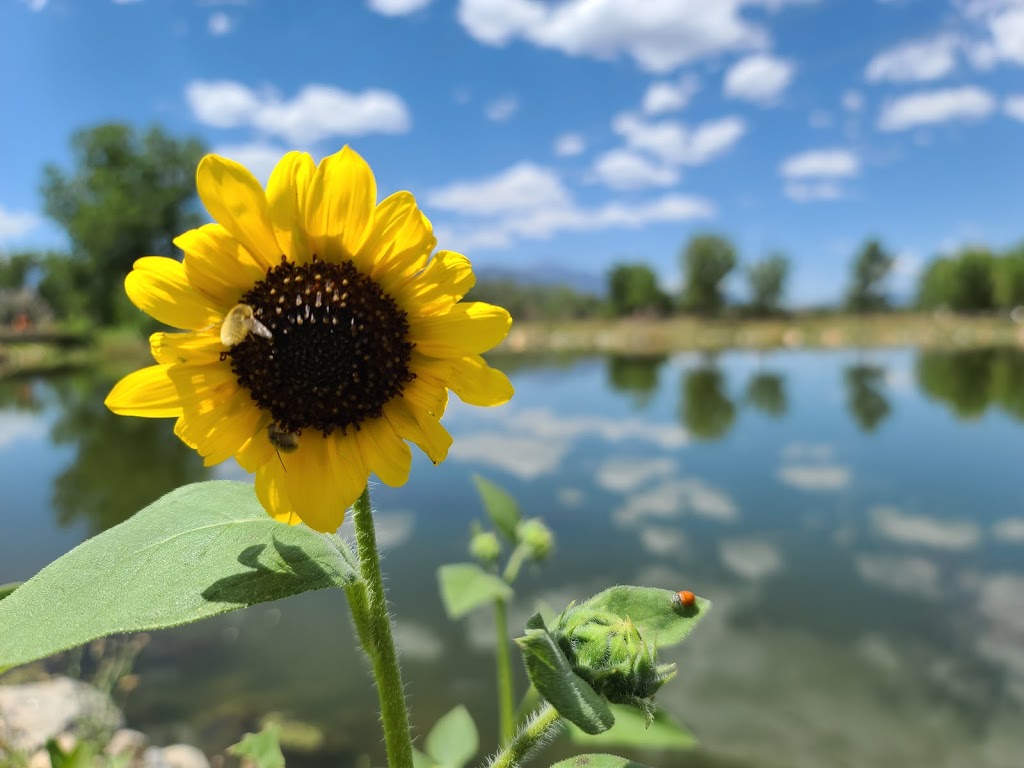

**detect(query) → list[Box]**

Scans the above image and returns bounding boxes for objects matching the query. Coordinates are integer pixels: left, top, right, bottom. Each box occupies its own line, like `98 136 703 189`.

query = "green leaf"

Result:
473 475 521 542
517 613 614 735
46 739 98 768
437 563 513 619
0 582 21 601
413 748 435 768
580 587 710 648
228 723 286 768
0 481 357 669
565 704 697 750
424 705 479 768
548 754 656 768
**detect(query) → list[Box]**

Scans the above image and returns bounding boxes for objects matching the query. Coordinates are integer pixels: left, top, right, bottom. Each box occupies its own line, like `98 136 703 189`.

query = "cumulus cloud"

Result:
877 85 996 131
777 463 851 490
427 162 571 216
842 89 865 111
993 517 1024 542
783 181 844 202
870 505 981 550
865 35 960 82
185 80 411 143
212 142 291 184
455 0 806 73
0 206 42 243
614 477 739 525
208 11 233 35
368 0 432 15
1005 94 1024 120
720 538 783 580
553 132 586 156
723 53 796 104
612 113 746 166
485 94 519 122
596 456 677 493
642 74 701 115
780 148 860 178
855 553 940 599
591 149 679 189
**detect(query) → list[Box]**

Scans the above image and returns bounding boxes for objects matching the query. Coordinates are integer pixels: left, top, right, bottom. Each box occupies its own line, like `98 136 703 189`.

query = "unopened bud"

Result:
469 530 502 564
516 518 554 560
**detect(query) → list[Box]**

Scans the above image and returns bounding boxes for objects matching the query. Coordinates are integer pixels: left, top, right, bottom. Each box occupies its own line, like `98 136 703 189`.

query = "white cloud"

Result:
987 5 1024 65
427 162 571 216
1005 94 1024 120
614 477 739 525
865 35 960 82
720 538 783 580
783 181 844 202
22 0 47 10
185 80 411 143
212 142 289 184
855 553 940 599
870 505 981 550
877 85 996 131
842 89 865 111
0 206 41 243
723 53 796 105
485 94 519 122
207 11 233 35
368 0 432 15
612 113 746 166
591 149 679 189
596 457 677 492
455 0 804 73
993 517 1024 542
639 525 688 557
0 412 47 449
642 73 701 115
777 463 851 490
780 148 860 178
554 132 586 156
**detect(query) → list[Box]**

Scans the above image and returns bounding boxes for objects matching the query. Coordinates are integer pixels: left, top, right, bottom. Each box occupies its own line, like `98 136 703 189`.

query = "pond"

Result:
2 347 1023 768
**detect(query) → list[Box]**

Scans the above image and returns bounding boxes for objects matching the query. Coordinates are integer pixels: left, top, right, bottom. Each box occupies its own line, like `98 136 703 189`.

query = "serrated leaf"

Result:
0 582 21 601
473 475 520 543
548 754 656 768
581 587 710 648
424 705 478 768
228 723 286 768
0 481 357 669
565 704 697 750
437 563 513 619
517 613 614 735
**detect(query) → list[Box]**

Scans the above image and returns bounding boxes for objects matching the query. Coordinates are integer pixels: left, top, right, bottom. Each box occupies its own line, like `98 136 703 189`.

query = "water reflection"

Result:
844 364 891 433
605 354 668 408
744 372 787 417
680 363 736 441
918 348 1024 421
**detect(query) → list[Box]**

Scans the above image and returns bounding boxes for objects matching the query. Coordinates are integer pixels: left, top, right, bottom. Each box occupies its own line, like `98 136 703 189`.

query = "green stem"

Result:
493 596 515 744
502 544 529 584
350 486 414 768
485 702 561 768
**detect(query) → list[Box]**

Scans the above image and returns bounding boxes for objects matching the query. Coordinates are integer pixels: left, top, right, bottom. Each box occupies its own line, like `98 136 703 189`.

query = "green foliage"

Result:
437 563 513 619
680 366 736 440
846 238 893 312
579 586 710 648
681 233 736 315
605 355 667 408
0 252 39 290
548 756 656 768
916 348 1024 421
607 263 669 317
466 279 603 322
41 123 207 325
565 704 696 751
917 247 999 312
228 723 286 768
473 474 522 543
746 252 789 314
844 365 891 433
992 246 1024 309
37 252 92 321
0 481 357 669
745 372 787 417
422 705 479 768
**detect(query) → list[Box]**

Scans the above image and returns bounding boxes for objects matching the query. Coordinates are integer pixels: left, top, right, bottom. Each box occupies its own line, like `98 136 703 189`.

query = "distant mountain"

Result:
474 264 606 296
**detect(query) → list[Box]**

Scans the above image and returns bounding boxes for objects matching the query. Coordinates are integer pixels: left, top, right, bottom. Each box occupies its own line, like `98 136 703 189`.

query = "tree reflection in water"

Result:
745 372 787 417
606 354 668 409
680 362 736 440
845 364 891 433
917 347 1024 422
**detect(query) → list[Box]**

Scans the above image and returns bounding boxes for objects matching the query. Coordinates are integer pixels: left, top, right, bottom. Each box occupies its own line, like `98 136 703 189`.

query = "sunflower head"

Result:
106 147 513 533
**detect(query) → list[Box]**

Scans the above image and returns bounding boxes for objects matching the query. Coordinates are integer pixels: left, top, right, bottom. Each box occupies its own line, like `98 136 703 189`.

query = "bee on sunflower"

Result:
106 147 513 533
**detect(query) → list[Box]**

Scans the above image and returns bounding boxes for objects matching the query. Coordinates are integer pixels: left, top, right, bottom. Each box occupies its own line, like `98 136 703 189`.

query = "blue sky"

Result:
2 0 1024 305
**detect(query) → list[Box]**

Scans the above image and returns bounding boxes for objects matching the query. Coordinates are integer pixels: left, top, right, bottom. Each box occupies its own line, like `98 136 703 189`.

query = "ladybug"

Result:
672 590 696 609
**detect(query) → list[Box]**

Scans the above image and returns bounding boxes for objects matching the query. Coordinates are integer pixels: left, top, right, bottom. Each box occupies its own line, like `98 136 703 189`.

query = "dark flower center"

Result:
225 256 415 436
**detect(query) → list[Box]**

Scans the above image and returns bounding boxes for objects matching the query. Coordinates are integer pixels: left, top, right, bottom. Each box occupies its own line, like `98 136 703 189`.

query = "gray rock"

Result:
0 677 124 752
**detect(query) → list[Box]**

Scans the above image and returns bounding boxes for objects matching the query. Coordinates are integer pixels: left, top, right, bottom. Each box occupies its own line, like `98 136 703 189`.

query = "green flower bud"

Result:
469 530 502 564
516 517 554 560
551 604 675 721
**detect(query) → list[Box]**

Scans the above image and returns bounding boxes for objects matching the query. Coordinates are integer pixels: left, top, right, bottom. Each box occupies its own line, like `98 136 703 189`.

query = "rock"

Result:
143 746 173 768
106 728 149 758
161 744 210 768
0 677 124 752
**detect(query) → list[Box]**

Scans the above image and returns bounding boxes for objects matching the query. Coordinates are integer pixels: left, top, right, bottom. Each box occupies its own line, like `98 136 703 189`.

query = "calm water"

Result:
2 348 1024 768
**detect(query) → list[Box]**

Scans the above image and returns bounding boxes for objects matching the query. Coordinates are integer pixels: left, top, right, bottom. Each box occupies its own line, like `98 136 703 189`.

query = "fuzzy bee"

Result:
220 304 273 347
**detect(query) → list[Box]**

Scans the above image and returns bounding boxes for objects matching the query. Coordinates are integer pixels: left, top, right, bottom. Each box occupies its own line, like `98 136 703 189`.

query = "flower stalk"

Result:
486 702 562 768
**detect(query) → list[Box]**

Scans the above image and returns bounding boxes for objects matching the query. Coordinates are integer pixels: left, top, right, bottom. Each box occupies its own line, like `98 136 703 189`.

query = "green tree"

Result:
41 123 207 326
846 239 893 312
0 252 40 289
992 246 1024 310
917 248 996 312
37 252 92 321
681 234 736 315
746 253 788 315
607 262 669 317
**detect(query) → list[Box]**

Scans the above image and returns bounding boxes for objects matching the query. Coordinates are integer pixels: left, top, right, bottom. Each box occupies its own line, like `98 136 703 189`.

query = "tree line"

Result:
2 122 1023 328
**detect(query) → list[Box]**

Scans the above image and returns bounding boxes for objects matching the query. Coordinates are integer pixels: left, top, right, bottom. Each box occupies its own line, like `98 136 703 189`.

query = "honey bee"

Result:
267 423 300 453
220 304 273 347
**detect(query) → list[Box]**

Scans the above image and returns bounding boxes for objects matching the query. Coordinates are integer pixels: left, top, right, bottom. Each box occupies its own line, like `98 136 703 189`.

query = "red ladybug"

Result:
672 590 696 609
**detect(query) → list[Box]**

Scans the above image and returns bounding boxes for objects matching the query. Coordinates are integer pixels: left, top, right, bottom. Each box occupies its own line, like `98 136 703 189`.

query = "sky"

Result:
2 0 1024 306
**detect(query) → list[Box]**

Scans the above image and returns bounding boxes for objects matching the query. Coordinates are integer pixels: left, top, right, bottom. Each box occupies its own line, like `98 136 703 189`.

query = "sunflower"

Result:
105 147 513 533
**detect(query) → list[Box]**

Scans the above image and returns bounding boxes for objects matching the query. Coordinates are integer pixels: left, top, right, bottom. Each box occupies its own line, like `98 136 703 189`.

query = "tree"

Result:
917 247 996 312
992 246 1024 310
681 234 736 315
0 252 40 289
846 238 893 312
746 253 788 315
41 123 207 325
607 262 669 317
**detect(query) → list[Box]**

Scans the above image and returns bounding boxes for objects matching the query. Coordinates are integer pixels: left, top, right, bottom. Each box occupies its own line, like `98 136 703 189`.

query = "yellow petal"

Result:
409 302 512 358
281 433 368 533
266 151 314 264
256 460 299 525
393 251 475 316
149 331 224 366
125 257 222 330
105 365 183 417
305 147 376 263
175 390 264 467
356 416 412 487
363 191 434 285
196 154 282 268
177 223 270 308
236 418 276 473
384 397 452 464
449 355 514 406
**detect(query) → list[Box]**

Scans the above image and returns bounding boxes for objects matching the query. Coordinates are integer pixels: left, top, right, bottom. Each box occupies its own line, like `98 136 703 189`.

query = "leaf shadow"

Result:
201 537 335 605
